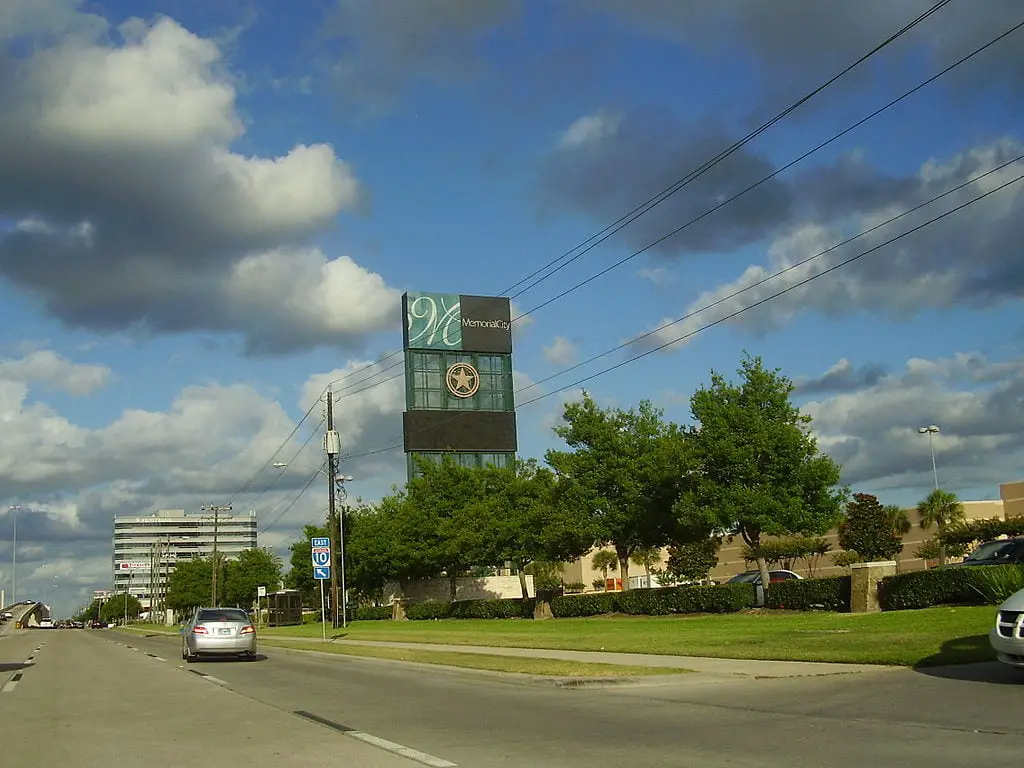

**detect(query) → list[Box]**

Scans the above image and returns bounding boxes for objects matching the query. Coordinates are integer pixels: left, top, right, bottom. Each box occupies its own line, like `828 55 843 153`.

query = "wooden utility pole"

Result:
326 390 340 628
202 504 232 605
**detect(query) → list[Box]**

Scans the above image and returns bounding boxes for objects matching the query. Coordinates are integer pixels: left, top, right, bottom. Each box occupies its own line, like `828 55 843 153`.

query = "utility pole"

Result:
325 390 341 628
202 504 232 605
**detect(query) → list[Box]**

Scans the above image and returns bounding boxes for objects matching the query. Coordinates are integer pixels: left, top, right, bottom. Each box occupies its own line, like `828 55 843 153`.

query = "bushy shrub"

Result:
880 564 1024 610
550 583 756 618
353 605 392 621
404 598 535 620
765 576 850 611
404 601 452 620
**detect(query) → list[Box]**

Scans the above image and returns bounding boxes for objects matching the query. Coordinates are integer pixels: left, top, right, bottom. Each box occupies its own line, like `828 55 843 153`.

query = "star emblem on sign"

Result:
446 361 480 398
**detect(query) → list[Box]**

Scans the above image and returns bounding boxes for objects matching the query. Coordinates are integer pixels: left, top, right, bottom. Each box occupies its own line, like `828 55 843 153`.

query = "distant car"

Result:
990 587 1024 669
727 569 804 607
38 618 54 629
950 538 1024 568
181 607 257 662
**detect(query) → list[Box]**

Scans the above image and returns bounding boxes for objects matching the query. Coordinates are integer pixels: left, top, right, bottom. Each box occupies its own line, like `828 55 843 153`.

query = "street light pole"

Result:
9 506 19 604
918 425 940 490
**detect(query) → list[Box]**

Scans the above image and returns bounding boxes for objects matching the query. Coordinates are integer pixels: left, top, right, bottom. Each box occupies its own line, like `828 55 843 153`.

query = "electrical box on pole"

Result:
324 430 341 456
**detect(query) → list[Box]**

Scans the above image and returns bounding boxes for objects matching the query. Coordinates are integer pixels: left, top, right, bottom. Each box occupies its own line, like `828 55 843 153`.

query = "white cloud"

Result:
542 336 579 366
0 350 112 395
800 351 1024 496
559 110 620 149
631 139 1024 353
638 267 670 283
0 11 396 355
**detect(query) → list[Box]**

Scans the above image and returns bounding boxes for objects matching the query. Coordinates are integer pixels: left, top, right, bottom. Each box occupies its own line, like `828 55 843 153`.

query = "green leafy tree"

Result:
664 538 721 583
591 550 619 589
482 458 595 599
838 493 905 562
885 504 912 536
400 457 500 600
74 598 102 623
165 557 213 613
100 592 141 623
675 354 847 594
631 546 662 580
223 547 282 608
546 393 693 590
284 524 330 605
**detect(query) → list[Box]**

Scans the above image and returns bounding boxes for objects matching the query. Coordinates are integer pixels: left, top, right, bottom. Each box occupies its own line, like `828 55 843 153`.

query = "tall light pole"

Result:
918 425 940 490
9 506 20 604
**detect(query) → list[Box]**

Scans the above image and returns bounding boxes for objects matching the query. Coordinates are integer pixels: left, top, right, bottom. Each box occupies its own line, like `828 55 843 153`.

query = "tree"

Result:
591 550 618 589
675 354 847 595
838 493 904 562
74 598 103 623
546 393 693 590
664 537 721 583
165 558 213 614
100 592 141 624
885 504 912 536
401 456 499 601
285 524 330 605
917 488 966 565
482 458 595 599
223 547 282 608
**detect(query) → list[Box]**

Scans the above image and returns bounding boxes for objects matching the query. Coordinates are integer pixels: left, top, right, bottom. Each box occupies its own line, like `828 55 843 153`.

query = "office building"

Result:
112 508 257 610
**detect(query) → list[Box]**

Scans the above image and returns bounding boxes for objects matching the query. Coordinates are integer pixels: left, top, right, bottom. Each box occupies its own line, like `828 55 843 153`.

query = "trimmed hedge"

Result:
404 598 535 620
353 605 392 621
765 576 850 612
880 564 1024 610
550 583 757 618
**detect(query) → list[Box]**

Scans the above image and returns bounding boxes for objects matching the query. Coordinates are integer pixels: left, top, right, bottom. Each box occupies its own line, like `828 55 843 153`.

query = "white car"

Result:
38 618 54 629
989 587 1024 668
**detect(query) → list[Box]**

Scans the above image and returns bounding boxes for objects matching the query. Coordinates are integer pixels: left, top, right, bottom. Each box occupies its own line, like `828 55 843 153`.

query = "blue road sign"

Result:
311 537 330 548
314 565 331 580
311 550 330 567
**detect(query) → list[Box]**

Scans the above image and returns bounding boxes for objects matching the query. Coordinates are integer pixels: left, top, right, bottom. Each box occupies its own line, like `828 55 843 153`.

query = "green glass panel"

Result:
406 292 462 350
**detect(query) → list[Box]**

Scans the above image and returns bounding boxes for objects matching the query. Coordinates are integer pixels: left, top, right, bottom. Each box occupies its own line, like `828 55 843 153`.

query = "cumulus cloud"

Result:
800 351 1024 494
0 350 112 395
0 350 415 613
542 336 579 366
794 358 887 395
631 138 1024 352
0 10 398 355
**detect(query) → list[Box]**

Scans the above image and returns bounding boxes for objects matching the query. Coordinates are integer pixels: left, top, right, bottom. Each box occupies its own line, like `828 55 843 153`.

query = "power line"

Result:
256 467 324 536
242 417 325 512
340 162 1024 460
284 15 1021 418
500 0 955 300
511 17 1024 322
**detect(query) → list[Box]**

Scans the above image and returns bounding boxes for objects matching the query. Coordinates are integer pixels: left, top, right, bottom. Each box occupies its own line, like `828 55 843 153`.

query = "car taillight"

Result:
193 626 208 635
240 625 255 635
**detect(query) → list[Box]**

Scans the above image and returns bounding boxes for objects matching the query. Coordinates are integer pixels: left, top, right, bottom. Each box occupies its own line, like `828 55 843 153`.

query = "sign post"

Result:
311 538 331 643
256 585 266 629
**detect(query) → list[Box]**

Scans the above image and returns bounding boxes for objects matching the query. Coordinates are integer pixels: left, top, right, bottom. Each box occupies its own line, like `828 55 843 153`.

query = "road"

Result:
3 627 1024 767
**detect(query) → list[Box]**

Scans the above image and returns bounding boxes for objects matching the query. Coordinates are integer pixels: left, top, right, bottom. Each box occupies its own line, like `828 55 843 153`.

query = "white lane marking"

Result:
202 674 229 686
346 731 458 768
1 673 24 693
151 656 166 662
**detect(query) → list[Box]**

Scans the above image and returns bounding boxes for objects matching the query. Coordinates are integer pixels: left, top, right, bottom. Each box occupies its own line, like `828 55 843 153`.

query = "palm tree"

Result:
884 504 912 536
591 550 619 591
631 546 661 581
917 489 966 565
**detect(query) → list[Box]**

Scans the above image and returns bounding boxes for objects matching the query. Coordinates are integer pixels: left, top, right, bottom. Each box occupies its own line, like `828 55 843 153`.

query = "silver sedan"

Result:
181 607 257 662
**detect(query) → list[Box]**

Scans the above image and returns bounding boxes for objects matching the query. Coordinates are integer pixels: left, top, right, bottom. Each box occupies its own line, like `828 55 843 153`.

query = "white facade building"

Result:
112 508 258 609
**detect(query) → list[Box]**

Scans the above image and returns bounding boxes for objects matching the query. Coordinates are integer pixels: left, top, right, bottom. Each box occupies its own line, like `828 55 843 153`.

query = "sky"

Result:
0 0 1021 617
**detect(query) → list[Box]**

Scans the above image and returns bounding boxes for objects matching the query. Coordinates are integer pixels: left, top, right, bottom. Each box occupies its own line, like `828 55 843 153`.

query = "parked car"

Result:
181 607 257 662
989 587 1024 669
727 569 804 607
950 537 1024 568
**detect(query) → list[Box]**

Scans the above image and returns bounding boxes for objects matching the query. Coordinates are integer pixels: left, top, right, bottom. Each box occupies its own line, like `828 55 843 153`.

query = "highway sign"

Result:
314 565 331 581
311 536 332 567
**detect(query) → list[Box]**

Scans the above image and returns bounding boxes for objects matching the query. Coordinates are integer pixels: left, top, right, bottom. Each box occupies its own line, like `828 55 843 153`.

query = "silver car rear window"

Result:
197 609 249 623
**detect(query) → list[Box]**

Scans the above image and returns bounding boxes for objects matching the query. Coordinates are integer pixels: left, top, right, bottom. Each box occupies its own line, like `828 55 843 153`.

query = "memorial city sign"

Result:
403 292 512 354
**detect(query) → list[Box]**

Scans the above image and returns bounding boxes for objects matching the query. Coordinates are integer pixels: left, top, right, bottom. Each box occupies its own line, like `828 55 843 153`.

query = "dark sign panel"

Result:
403 410 518 453
459 295 512 354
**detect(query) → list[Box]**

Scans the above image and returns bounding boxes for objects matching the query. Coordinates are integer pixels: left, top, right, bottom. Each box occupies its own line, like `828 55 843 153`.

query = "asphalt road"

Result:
3 627 1024 767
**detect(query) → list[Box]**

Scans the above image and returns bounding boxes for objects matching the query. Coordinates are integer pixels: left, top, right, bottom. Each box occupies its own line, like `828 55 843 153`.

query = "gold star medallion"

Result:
446 361 479 398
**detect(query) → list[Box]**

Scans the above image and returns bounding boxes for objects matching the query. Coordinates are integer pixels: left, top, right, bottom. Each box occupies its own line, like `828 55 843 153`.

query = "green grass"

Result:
261 639 689 677
259 606 998 667
118 623 179 634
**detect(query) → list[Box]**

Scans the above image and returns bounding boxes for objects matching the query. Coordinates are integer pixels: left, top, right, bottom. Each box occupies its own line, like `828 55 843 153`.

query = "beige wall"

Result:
559 481 1023 589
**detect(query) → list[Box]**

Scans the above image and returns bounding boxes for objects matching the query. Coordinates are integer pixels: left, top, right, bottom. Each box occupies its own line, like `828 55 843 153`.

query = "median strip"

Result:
261 639 690 678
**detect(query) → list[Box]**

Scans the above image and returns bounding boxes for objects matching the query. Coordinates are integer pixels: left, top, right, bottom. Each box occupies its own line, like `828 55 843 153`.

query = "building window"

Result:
407 351 513 412
407 451 515 478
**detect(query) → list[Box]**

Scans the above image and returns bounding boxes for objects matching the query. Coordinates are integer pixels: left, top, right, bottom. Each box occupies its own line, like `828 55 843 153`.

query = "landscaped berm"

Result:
258 605 998 668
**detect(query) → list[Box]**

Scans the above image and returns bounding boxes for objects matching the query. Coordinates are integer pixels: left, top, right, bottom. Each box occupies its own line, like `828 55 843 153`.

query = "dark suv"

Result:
953 537 1024 567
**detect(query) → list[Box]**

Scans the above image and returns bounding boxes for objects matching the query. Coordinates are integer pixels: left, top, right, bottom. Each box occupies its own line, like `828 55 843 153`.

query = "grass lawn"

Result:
260 639 689 677
260 606 998 667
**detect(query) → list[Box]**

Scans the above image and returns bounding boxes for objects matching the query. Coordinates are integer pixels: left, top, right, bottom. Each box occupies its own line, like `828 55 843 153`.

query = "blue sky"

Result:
0 0 1022 615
